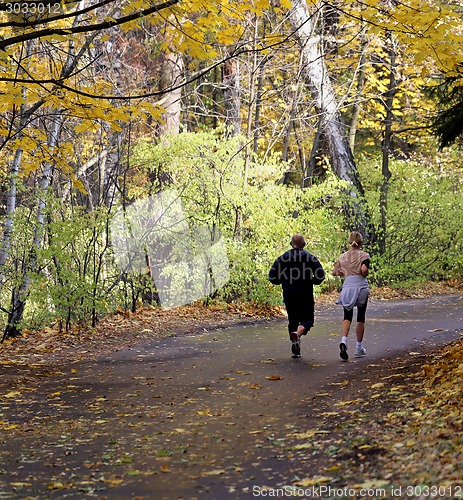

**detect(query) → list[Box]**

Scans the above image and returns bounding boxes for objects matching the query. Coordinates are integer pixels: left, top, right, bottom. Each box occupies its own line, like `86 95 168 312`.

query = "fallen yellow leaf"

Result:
3 391 21 399
47 482 68 490
289 430 330 439
292 443 312 450
335 398 363 406
0 421 18 430
294 476 332 486
202 469 226 476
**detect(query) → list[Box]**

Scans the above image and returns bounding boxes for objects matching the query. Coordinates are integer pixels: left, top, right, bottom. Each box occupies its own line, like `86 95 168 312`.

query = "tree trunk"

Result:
159 51 184 136
288 0 371 236
253 54 268 154
244 15 259 188
224 35 243 239
222 55 242 137
3 112 63 340
306 124 328 185
0 146 23 285
348 34 369 153
282 89 300 163
2 23 96 339
379 33 397 255
0 40 34 291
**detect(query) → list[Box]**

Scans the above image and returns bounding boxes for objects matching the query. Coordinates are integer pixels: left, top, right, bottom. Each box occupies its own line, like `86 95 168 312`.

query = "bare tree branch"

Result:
0 0 116 28
0 29 302 101
0 0 180 51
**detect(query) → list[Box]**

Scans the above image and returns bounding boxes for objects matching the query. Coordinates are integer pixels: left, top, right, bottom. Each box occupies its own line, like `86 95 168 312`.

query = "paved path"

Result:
1 295 463 499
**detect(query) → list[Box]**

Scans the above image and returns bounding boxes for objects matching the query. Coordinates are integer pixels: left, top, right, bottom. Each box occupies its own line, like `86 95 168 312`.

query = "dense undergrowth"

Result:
1 131 462 340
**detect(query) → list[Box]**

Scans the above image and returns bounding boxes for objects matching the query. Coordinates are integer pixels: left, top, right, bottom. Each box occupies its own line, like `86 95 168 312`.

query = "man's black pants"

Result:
284 294 314 334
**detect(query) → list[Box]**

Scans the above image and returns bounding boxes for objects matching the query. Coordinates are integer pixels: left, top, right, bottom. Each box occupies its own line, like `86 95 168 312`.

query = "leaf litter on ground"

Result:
1 280 463 491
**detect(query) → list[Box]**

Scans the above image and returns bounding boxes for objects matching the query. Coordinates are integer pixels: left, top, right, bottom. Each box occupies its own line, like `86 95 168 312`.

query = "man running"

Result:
269 234 325 357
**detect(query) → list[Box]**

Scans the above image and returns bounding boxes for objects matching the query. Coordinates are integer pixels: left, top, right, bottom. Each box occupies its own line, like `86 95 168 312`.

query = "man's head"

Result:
290 234 306 249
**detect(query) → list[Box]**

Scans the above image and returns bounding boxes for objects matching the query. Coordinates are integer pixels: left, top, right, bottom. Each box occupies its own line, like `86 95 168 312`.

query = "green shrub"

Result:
132 131 351 304
360 157 463 286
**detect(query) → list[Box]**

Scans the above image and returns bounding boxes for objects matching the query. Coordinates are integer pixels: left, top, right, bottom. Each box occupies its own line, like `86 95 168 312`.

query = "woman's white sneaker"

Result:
354 346 366 357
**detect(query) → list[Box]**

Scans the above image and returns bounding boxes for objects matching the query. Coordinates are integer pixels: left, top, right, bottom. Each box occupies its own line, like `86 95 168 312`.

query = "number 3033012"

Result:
5 2 61 15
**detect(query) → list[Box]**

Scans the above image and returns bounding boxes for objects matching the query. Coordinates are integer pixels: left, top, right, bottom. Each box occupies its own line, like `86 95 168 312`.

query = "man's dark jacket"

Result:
268 248 325 300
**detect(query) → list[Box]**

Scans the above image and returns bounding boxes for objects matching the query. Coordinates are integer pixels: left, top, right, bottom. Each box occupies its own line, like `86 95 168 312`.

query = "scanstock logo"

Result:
111 189 230 309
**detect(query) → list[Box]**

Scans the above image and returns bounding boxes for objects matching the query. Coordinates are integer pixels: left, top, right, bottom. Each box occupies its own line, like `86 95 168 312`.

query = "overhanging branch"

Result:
0 0 180 51
0 0 116 28
0 35 298 101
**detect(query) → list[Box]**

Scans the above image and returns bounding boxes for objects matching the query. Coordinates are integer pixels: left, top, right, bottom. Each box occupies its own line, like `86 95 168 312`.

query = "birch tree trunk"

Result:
2 29 99 339
0 29 97 296
3 112 63 340
289 0 371 235
253 55 268 154
159 51 184 136
0 40 34 290
0 147 23 285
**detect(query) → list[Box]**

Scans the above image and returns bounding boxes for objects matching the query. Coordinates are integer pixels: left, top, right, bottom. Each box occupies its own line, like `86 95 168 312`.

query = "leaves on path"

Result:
1 289 462 496
294 475 332 486
0 302 282 368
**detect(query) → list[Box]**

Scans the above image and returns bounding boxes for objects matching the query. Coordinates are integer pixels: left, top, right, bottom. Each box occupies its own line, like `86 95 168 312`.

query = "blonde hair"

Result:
349 231 363 247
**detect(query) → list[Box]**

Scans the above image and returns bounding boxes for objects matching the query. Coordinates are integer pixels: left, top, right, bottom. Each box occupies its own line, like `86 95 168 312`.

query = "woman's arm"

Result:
361 257 370 277
361 263 369 277
332 260 344 276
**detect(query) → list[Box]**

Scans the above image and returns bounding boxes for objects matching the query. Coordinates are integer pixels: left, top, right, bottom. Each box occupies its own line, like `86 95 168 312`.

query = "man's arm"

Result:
268 258 282 285
311 256 326 285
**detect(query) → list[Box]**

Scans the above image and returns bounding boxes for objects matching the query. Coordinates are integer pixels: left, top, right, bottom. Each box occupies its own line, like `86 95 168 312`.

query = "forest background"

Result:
0 0 462 340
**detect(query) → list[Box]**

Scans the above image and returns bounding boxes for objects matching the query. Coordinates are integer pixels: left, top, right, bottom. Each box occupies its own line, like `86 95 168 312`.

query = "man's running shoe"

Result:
291 343 301 357
339 342 349 361
290 332 301 357
354 346 367 357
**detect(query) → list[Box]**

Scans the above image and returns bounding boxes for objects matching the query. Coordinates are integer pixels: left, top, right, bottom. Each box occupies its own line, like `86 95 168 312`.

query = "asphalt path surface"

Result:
1 295 463 499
